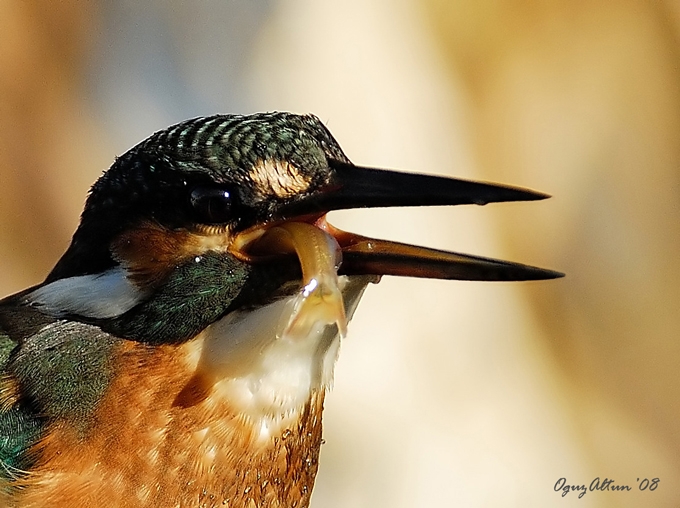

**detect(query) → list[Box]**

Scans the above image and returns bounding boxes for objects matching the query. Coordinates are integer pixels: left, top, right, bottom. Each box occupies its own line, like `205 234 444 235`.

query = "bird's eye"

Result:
189 186 234 224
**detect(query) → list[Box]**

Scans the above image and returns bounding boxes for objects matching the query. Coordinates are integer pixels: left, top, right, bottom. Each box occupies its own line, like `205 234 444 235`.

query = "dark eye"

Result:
189 186 234 224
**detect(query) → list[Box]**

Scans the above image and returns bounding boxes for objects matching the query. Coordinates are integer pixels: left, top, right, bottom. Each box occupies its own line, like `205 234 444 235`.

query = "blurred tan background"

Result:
1 1 679 506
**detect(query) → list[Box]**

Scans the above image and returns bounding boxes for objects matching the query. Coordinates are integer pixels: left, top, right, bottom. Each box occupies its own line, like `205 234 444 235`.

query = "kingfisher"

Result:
0 112 561 507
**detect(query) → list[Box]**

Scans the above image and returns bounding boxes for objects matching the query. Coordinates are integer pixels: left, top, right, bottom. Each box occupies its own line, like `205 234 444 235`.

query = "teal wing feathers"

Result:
0 302 118 484
0 325 43 483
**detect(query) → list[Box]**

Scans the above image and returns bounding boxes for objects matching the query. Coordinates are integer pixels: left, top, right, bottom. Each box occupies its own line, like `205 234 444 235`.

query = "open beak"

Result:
265 159 563 282
229 159 562 338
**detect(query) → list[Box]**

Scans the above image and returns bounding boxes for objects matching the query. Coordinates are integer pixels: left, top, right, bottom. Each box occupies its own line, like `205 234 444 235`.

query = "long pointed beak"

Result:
273 160 562 281
236 160 563 282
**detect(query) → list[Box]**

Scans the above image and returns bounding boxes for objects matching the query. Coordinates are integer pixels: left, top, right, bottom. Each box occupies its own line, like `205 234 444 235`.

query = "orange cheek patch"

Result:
111 222 233 289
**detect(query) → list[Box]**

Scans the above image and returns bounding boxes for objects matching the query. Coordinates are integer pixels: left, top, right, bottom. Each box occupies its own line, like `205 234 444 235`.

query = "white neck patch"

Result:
26 267 145 319
197 275 374 440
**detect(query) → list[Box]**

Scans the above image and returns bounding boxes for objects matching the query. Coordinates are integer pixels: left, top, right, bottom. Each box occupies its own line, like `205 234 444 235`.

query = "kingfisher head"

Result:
3 112 562 506
25 113 562 418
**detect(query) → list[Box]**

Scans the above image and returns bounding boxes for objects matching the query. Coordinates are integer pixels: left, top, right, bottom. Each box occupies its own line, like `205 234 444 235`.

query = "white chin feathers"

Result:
197 275 373 426
26 267 146 319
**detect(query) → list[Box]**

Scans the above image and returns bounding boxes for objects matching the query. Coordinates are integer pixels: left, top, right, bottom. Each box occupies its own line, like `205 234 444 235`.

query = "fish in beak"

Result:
228 158 563 340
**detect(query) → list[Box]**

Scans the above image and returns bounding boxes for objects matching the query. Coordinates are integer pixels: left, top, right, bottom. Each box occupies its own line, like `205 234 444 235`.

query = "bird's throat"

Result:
190 274 373 437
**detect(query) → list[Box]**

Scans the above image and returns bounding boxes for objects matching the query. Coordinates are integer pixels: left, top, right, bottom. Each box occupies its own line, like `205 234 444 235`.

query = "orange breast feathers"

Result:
14 338 325 508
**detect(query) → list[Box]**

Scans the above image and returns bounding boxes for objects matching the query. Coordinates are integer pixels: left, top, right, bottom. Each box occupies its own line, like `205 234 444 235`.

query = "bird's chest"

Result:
17 338 327 508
